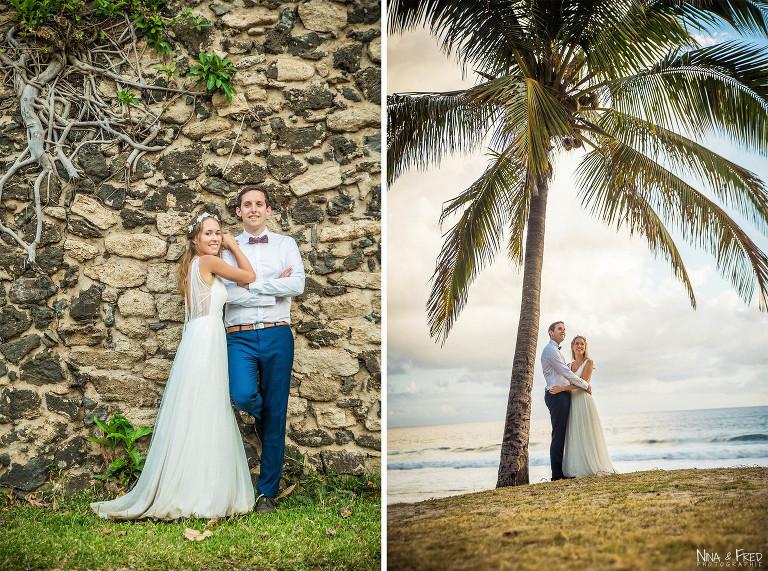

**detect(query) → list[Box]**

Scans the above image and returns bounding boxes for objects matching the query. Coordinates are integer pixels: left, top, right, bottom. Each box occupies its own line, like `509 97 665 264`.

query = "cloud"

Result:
387 355 415 376
387 30 768 428
388 30 477 94
691 32 730 47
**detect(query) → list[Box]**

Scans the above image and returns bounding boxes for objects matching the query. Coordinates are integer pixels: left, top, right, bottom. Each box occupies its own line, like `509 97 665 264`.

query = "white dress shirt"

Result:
541 339 590 391
221 229 305 326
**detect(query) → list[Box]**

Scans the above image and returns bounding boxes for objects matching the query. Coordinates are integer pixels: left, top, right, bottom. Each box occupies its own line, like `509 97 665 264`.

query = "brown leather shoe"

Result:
256 495 276 514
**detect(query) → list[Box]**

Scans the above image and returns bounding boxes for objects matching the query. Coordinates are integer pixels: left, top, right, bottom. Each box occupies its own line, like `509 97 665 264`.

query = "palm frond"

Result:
387 91 494 184
607 42 768 153
673 0 768 37
493 78 572 175
388 0 534 76
428 151 526 342
527 79 572 169
579 0 697 80
464 76 571 174
657 41 768 99
505 168 532 267
577 148 697 308
601 110 768 233
579 141 768 309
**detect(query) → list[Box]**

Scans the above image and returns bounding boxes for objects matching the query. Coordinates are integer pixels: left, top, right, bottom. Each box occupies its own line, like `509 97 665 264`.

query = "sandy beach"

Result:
387 467 768 570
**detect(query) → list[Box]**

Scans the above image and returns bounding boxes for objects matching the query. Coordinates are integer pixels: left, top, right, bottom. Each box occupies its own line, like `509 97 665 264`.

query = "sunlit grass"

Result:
387 467 767 570
0 472 381 570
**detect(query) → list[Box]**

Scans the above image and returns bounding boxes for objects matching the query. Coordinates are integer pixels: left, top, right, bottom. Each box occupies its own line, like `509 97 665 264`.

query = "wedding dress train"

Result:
91 258 254 519
562 361 616 477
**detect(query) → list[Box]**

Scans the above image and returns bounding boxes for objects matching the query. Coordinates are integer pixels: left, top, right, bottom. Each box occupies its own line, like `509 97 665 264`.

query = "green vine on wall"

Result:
0 0 233 267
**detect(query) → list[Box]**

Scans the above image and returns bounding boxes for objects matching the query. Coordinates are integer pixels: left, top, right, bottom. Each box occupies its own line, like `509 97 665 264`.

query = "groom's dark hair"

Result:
237 186 271 208
548 321 564 333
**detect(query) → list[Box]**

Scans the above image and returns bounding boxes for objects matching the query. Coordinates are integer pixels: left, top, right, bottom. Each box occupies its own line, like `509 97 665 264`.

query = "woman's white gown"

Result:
91 258 255 519
562 361 616 477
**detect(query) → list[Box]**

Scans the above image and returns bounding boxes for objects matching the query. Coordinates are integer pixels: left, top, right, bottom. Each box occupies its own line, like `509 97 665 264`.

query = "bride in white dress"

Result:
91 213 256 520
549 335 616 477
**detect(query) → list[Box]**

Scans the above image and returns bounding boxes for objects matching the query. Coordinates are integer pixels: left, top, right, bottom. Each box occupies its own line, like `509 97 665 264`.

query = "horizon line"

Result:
388 403 768 430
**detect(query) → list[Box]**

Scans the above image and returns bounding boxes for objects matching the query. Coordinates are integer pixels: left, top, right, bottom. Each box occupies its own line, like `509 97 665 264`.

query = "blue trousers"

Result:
227 325 294 498
544 390 571 480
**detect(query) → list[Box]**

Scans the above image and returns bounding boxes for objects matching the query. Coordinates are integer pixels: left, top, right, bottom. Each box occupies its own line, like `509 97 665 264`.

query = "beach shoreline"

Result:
387 466 768 570
387 407 768 505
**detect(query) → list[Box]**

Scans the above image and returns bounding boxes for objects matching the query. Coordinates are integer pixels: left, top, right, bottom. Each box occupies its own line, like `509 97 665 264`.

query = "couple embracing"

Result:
542 321 616 481
92 186 304 519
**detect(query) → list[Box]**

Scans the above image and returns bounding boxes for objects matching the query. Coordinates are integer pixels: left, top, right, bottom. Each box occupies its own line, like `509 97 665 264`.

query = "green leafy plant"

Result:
141 0 165 12
186 13 210 31
134 12 171 53
117 87 139 107
9 0 61 31
87 413 153 487
188 52 237 102
8 0 174 50
153 62 179 81
94 0 127 19
61 0 84 21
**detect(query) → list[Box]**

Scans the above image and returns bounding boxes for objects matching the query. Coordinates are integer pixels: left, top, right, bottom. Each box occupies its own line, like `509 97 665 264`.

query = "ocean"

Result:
387 406 768 504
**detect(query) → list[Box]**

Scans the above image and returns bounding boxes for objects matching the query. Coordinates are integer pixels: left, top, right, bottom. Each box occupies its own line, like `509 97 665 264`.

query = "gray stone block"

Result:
20 350 64 386
288 429 334 447
45 393 81 421
0 457 52 491
8 276 57 304
0 306 32 340
320 450 366 475
0 388 42 420
0 334 40 364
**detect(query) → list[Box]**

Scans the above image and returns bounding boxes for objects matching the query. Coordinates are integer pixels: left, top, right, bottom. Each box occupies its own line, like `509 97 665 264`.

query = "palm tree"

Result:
388 0 768 487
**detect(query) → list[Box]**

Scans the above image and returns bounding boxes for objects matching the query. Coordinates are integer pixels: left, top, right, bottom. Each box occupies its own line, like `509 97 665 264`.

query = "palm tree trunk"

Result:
496 173 550 488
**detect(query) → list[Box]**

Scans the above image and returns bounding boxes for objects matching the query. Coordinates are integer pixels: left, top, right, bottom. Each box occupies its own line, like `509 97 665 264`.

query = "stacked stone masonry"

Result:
0 0 381 493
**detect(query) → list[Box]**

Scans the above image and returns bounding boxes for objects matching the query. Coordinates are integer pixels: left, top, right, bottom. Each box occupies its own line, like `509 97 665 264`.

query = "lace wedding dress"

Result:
91 258 255 519
562 361 616 477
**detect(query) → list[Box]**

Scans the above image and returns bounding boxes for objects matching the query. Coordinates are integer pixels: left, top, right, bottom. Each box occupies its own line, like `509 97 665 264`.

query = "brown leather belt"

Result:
226 322 289 334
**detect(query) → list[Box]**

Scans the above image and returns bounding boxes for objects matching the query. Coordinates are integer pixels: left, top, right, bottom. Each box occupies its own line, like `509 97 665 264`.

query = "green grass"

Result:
387 467 768 570
0 473 381 570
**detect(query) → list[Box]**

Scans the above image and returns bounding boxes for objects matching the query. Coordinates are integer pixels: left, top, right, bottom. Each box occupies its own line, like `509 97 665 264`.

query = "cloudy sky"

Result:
386 30 768 428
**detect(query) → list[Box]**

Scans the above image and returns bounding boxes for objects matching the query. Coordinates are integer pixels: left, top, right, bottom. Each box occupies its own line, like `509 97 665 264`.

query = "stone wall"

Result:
0 0 381 493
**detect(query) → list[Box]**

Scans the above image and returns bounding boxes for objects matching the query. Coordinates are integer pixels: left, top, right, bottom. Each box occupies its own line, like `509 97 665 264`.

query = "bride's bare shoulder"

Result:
193 255 219 286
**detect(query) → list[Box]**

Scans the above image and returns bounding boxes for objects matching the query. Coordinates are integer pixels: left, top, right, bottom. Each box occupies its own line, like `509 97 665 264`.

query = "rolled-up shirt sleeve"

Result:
548 353 590 390
226 285 276 307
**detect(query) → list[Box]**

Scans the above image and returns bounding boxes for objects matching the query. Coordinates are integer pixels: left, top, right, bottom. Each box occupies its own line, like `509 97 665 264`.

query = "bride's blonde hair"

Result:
176 212 222 299
570 335 591 361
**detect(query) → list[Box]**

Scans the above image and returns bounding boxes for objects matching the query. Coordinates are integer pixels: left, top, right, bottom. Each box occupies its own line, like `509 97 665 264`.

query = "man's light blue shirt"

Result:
541 339 590 391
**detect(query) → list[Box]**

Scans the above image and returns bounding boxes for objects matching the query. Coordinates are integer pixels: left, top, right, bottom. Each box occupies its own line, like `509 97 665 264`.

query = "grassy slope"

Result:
0 485 381 570
387 467 768 570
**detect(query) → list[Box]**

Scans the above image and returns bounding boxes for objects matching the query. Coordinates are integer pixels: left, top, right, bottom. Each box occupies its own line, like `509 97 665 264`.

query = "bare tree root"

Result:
0 18 202 266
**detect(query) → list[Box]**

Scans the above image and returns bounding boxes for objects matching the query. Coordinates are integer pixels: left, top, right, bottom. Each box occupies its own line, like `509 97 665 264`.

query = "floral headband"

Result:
188 212 219 234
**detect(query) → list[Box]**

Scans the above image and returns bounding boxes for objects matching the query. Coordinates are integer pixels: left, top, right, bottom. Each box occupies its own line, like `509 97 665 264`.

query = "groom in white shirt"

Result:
222 186 305 513
542 321 591 481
